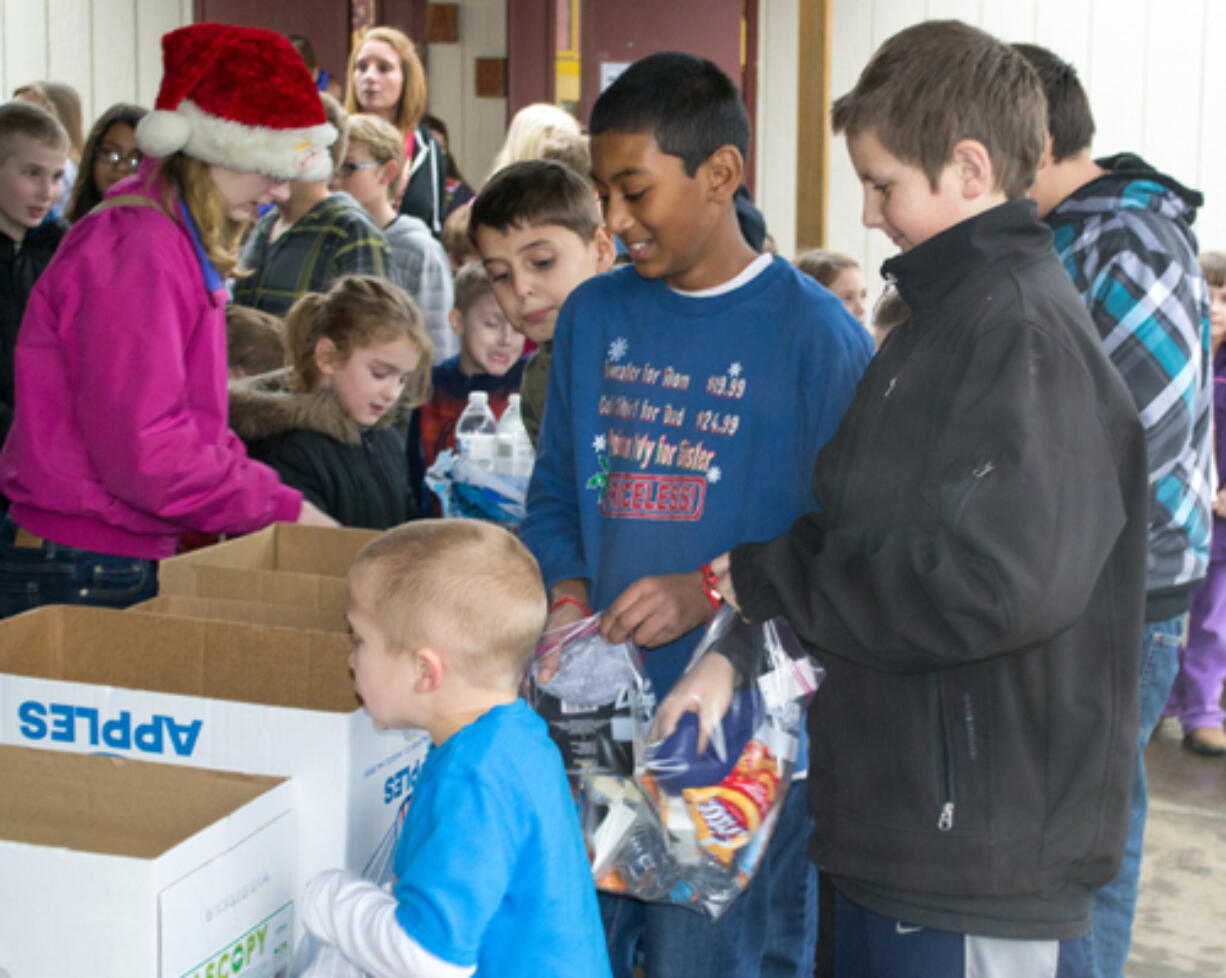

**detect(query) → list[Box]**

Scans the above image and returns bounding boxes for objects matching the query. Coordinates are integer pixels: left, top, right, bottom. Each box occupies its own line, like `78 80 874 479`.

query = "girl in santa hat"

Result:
0 23 338 618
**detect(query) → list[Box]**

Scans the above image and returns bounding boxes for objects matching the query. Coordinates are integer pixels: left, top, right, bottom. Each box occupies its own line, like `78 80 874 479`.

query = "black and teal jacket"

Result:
1046 154 1212 621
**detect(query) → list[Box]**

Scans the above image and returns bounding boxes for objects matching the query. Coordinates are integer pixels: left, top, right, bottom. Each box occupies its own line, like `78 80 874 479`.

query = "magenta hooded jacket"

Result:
0 162 302 559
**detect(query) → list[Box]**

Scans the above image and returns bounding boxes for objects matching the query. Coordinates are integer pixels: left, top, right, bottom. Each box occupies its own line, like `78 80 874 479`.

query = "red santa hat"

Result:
136 23 337 182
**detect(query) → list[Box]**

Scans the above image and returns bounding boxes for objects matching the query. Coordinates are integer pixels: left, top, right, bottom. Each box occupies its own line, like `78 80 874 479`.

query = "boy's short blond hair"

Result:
539 128 591 178
347 113 406 169
441 204 475 270
351 519 547 688
831 20 1046 200
0 101 68 163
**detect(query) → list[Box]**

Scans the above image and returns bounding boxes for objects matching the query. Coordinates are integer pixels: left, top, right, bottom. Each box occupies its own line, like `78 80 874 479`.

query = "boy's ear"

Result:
412 646 446 693
951 138 995 201
593 225 616 273
379 158 400 188
1037 133 1054 173
314 336 339 376
701 145 745 204
448 307 465 337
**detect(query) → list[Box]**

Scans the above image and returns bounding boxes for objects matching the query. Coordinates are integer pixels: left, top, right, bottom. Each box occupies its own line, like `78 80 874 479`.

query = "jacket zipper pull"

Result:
938 801 955 832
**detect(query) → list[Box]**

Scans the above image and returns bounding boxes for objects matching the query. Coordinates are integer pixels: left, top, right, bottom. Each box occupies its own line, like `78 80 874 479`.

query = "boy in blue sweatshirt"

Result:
519 51 872 978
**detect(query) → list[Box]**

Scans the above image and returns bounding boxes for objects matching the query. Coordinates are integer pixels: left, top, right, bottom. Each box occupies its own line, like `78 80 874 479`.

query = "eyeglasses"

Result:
97 148 142 170
336 160 381 177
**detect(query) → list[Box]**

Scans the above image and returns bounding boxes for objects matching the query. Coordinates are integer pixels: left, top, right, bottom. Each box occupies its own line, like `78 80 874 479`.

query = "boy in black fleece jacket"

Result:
656 21 1150 977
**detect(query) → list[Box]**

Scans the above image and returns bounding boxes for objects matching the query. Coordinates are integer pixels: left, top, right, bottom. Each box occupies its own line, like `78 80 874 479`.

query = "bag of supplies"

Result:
526 606 821 919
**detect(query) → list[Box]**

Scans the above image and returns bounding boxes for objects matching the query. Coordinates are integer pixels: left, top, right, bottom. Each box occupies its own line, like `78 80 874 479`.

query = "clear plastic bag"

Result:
526 607 821 919
424 448 528 527
287 798 411 977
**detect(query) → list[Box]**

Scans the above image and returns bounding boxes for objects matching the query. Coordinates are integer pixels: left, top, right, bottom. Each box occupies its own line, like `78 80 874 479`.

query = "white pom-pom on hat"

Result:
135 110 192 159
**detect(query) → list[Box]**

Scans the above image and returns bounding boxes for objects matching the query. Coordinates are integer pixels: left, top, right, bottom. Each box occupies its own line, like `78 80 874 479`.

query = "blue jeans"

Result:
1083 615 1184 978
599 781 817 978
0 516 158 619
834 892 1087 977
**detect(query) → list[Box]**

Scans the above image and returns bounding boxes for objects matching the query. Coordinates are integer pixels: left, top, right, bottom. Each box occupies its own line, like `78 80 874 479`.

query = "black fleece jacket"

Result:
1 217 67 445
230 369 417 531
729 201 1149 939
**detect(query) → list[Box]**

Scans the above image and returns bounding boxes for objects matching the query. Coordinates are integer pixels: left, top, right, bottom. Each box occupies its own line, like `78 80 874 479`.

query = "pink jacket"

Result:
0 162 302 559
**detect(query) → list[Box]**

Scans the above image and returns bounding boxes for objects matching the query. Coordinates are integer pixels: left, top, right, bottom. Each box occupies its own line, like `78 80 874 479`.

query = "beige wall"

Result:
756 0 1226 302
423 0 507 189
0 0 191 121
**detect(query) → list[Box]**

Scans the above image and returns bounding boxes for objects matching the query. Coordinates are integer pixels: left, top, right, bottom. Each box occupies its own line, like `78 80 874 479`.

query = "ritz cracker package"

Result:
0 604 430 938
527 607 820 918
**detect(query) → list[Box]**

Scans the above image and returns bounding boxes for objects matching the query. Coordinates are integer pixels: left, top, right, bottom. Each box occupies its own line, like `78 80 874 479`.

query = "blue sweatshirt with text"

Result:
521 258 872 698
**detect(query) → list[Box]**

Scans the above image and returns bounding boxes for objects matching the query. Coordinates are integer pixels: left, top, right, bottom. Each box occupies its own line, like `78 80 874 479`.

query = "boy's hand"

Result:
536 580 592 683
296 499 340 527
710 552 741 612
602 571 715 648
650 652 737 753
1214 487 1226 519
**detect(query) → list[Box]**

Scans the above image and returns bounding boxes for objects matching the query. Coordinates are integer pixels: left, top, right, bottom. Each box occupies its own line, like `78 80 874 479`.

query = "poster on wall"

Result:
600 62 631 92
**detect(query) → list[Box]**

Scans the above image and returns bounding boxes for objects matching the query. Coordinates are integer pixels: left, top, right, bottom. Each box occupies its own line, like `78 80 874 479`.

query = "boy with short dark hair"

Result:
0 101 68 449
301 519 611 978
519 52 871 978
232 93 389 318
679 21 1148 976
469 159 617 446
407 260 526 507
1016 42 1213 978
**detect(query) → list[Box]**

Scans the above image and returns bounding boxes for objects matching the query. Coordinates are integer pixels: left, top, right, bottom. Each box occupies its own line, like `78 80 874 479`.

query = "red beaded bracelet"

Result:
700 563 723 610
549 594 591 616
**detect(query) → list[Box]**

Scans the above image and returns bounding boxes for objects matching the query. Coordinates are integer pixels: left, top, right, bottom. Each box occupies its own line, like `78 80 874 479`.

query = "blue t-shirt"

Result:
521 258 872 696
393 699 610 977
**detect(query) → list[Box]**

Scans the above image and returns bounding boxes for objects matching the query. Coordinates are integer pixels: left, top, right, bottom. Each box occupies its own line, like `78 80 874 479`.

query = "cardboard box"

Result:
0 605 429 903
157 524 378 619
131 594 347 634
0 745 295 978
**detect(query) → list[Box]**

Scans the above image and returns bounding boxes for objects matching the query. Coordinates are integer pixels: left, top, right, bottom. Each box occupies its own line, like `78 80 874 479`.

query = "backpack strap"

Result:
89 193 172 218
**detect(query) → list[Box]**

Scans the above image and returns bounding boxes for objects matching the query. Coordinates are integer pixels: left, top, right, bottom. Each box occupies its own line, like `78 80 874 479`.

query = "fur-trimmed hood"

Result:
229 368 408 446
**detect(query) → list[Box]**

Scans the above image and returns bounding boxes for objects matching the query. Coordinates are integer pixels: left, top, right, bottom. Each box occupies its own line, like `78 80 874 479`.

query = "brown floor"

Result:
1127 722 1226 977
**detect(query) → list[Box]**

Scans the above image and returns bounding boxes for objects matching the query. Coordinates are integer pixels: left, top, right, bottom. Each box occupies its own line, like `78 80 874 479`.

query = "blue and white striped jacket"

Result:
1046 154 1212 618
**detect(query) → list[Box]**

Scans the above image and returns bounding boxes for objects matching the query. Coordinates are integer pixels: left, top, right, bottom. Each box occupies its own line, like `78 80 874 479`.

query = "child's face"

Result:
353 39 404 120
210 166 290 223
827 266 868 323
93 122 141 197
0 135 65 241
346 581 419 730
316 335 421 426
453 292 525 377
846 129 970 252
329 143 391 212
474 222 613 344
591 130 723 290
1209 284 1226 354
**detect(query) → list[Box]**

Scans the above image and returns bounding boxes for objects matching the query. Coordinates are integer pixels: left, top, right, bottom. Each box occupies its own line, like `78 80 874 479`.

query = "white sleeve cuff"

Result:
301 869 476 978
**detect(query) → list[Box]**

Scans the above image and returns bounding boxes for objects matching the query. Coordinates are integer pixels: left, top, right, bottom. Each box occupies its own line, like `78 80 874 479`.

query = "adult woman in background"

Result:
346 26 447 235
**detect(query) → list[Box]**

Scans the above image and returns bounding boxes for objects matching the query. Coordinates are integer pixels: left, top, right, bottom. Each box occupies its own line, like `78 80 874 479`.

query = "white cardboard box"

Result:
0 745 296 978
0 606 430 906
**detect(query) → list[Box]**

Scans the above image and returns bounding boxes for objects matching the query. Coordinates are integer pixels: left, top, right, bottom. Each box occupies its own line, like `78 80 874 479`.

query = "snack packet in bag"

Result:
287 798 410 977
634 605 823 918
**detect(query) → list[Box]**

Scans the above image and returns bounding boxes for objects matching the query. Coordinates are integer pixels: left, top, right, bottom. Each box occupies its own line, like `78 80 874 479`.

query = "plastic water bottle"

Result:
456 391 497 471
496 394 534 478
